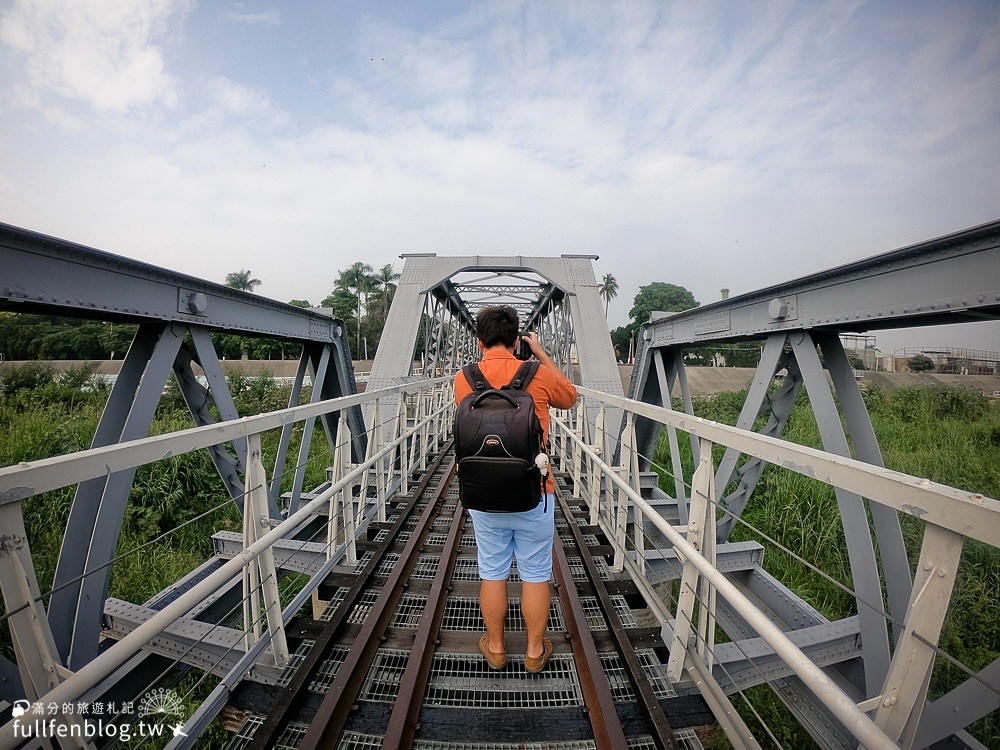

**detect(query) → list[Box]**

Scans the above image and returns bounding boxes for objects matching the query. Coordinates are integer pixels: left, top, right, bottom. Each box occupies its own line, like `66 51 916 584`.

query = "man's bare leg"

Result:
521 581 550 658
480 578 508 653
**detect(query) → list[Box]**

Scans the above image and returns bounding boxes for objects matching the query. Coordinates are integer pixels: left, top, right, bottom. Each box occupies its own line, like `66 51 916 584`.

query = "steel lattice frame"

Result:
0 222 364 674
627 220 1000 750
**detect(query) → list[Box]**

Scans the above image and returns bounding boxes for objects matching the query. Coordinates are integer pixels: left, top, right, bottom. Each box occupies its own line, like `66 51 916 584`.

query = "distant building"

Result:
895 347 1000 375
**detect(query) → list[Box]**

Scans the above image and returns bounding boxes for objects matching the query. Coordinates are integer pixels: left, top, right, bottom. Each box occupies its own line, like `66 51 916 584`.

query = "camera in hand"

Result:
514 331 532 360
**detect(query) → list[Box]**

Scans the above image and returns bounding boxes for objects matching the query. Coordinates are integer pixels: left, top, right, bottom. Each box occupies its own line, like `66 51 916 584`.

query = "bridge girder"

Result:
367 255 623 406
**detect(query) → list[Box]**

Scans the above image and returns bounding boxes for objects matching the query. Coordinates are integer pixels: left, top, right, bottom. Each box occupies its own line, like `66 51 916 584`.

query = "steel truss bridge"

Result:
1 221 998 750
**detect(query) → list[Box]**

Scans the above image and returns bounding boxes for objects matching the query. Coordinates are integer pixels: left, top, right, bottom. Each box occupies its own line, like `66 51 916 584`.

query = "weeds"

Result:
657 384 1000 748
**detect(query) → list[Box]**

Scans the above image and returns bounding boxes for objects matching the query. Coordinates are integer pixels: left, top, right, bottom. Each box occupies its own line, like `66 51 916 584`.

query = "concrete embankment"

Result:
3 361 998 398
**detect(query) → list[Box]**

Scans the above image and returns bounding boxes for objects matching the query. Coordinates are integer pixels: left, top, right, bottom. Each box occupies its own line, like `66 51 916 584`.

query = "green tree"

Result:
599 273 619 316
288 299 311 308
908 354 935 372
373 264 400 320
610 326 632 363
225 269 261 292
628 282 698 328
320 288 358 323
336 262 375 355
98 323 138 360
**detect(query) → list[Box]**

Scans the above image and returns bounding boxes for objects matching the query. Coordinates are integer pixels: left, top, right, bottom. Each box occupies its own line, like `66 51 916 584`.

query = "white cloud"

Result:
227 4 280 27
0 0 189 112
0 0 996 349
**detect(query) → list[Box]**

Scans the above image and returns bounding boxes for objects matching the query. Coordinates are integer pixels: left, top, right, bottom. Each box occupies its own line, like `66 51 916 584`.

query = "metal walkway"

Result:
1 220 999 750
223 446 706 750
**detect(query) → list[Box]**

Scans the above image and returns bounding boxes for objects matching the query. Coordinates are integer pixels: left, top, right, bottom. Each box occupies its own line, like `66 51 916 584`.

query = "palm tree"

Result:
336 262 375 354
599 273 619 316
225 269 261 292
374 264 401 319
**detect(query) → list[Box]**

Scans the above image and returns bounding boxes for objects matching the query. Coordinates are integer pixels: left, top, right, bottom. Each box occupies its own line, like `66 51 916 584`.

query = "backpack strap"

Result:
505 360 540 390
462 363 490 392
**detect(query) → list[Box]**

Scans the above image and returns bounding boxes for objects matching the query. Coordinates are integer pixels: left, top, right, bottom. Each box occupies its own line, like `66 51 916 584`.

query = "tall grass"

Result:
0 365 332 673
657 383 1000 748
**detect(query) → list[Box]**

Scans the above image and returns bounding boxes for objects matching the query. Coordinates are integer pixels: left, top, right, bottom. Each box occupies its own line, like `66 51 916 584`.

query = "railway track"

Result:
226 444 712 749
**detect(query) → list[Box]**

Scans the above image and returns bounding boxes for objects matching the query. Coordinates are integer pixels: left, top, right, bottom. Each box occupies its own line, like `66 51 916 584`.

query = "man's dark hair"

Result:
476 306 520 348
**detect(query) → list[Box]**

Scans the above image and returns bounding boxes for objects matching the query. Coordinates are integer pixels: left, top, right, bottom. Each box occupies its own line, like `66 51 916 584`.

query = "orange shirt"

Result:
454 348 578 493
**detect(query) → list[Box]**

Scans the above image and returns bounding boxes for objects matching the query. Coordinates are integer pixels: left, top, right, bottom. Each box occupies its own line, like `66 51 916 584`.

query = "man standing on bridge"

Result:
454 306 577 673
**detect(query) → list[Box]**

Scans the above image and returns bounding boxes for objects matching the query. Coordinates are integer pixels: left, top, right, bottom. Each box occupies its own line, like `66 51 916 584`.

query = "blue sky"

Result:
2 1 998 351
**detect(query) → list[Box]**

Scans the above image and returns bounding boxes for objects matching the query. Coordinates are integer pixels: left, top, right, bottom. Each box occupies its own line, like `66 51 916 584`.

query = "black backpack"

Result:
454 361 545 512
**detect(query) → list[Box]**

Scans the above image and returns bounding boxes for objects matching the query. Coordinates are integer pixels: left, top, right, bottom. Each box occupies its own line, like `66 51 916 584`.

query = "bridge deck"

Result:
221 446 712 749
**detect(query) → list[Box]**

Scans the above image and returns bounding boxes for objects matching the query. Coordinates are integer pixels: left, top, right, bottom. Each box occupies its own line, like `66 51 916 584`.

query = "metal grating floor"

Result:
276 640 316 688
275 721 310 750
565 556 613 582
374 553 400 578
309 645 351 694
440 597 566 632
414 742 596 750
579 595 637 629
424 652 583 709
338 733 384 749
598 649 677 703
320 587 350 622
349 589 381 625
636 648 677 698
223 713 265 750
360 649 411 703
452 558 524 583
673 728 705 750
391 593 428 628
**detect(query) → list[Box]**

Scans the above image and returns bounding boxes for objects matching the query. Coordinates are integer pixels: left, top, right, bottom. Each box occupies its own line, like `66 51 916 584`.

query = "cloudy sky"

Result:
2 1 998 352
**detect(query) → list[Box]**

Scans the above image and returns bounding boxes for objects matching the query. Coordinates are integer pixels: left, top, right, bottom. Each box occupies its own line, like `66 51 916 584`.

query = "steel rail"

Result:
248 448 456 750
554 489 680 750
551 504 629 750
551 412 900 750
381 468 466 749
297 458 458 750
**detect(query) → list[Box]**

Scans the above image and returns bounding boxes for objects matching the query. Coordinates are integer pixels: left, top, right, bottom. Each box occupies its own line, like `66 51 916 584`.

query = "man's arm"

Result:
522 333 564 376
521 333 577 408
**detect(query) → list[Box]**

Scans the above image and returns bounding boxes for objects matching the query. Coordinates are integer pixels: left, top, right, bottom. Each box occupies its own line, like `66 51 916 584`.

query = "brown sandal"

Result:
525 635 553 674
479 633 507 670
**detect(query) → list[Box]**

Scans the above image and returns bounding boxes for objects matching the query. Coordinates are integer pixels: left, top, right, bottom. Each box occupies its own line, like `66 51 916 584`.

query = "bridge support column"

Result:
667 437 718 682
0 504 66 701
613 412 640 573
242 435 290 669
875 524 963 747
327 417 357 565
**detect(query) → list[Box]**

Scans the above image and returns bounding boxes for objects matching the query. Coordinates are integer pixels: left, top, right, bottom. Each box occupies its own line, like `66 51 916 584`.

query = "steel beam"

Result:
368 255 622 398
638 219 1000 345
49 322 184 668
212 532 328 575
0 222 345 342
102 598 283 684
643 541 765 583
670 617 863 695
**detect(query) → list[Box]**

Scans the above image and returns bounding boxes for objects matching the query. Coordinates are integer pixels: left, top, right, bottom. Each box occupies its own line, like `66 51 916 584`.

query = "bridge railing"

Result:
551 386 1000 750
0 377 454 747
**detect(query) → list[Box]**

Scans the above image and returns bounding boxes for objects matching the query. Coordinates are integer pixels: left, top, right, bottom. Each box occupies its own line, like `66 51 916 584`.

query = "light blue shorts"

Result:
468 494 556 583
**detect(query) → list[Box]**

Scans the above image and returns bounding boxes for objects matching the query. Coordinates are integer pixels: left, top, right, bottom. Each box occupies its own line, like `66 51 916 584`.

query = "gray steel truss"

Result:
0 222 363 673
625 222 1000 750
368 254 623 401
638 219 1000 346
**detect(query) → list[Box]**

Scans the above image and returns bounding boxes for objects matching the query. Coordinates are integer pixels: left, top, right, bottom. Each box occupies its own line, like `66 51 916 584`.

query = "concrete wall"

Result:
616 365 1000 397
5 361 999 398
